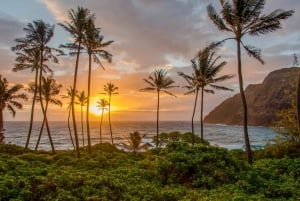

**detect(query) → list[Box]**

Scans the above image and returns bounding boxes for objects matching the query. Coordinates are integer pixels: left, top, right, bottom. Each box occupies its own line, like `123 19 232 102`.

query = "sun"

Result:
90 104 102 116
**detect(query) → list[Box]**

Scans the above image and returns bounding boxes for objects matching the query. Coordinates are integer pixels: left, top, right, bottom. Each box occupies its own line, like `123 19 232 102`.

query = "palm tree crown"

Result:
0 75 28 143
207 0 294 165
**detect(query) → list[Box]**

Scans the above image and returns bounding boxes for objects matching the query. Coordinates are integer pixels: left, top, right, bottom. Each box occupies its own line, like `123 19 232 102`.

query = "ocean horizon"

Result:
3 121 277 151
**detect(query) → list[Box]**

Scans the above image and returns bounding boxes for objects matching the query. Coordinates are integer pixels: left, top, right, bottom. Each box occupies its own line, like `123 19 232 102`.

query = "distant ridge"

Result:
204 67 300 126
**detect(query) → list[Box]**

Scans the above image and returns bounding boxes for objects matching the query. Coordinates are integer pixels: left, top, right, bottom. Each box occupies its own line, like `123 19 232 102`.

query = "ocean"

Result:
3 121 277 151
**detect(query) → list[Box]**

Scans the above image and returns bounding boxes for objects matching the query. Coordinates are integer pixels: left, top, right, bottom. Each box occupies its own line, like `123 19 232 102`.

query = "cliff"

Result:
204 67 300 126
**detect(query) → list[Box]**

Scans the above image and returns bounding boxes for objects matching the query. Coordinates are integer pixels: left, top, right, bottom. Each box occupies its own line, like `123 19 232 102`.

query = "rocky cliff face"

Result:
204 67 300 126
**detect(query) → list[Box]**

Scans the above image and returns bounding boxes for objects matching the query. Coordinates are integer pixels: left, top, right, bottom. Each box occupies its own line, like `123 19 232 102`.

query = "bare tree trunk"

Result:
81 105 85 147
86 53 92 154
100 110 104 143
108 95 113 144
25 67 39 149
35 102 48 150
191 89 199 146
67 108 75 150
237 40 252 165
156 90 160 147
72 44 82 157
200 88 204 144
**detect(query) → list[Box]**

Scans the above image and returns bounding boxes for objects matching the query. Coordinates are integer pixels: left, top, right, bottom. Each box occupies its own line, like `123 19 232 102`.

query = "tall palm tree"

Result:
102 82 118 144
30 76 62 153
13 48 53 149
179 43 234 145
61 86 76 150
96 98 109 143
140 69 177 147
82 18 113 153
207 0 294 164
11 20 62 151
0 75 28 144
59 7 95 157
76 90 87 147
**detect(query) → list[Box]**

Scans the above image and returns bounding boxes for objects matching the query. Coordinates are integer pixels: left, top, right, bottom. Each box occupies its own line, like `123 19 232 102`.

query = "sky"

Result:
1 0 299 122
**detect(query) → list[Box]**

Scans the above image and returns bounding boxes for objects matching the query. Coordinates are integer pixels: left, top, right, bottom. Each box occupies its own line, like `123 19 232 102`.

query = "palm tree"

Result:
0 76 28 144
102 82 118 144
11 20 62 152
61 86 76 150
124 131 150 153
140 69 177 147
207 0 294 164
59 7 95 157
179 43 234 145
76 90 87 147
13 48 53 149
96 98 109 143
31 76 62 152
82 18 113 153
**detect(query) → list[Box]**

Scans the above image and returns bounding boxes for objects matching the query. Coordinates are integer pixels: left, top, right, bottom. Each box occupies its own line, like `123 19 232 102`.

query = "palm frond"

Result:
207 4 231 32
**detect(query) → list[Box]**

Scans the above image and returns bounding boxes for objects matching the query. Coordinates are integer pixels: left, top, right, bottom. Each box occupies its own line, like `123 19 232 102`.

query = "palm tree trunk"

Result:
237 40 252 165
191 89 199 146
108 95 113 144
67 108 75 150
35 102 48 150
25 67 39 149
200 88 204 144
72 43 82 157
0 108 4 143
86 53 92 154
100 110 104 143
156 90 160 147
81 105 85 147
39 49 55 154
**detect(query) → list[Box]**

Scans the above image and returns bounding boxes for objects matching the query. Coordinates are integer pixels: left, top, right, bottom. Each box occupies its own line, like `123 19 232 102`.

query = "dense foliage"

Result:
1 141 300 200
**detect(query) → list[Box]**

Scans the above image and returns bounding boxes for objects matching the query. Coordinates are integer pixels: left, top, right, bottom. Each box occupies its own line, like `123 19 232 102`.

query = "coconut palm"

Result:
61 86 76 150
13 48 53 149
96 98 109 143
82 19 113 153
207 0 294 164
140 69 177 147
125 131 150 153
76 90 87 147
11 20 62 152
0 76 28 144
179 43 234 145
59 7 95 157
102 82 118 144
30 76 62 153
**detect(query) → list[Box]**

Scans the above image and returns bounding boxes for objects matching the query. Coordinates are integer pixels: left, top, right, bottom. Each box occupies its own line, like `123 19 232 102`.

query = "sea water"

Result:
3 121 277 151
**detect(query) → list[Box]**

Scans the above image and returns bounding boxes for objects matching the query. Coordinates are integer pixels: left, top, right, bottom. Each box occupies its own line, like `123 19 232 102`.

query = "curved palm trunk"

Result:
200 88 204 143
100 110 104 143
39 50 55 154
237 40 252 165
108 95 113 144
86 53 92 153
25 67 39 149
156 90 160 147
72 43 82 157
35 101 48 150
191 89 199 146
0 108 4 143
67 108 75 150
81 105 85 147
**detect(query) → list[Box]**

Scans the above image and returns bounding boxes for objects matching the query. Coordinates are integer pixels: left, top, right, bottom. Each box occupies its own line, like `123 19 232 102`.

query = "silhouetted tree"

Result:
207 0 294 164
0 75 27 144
140 69 177 147
76 90 87 147
96 98 109 143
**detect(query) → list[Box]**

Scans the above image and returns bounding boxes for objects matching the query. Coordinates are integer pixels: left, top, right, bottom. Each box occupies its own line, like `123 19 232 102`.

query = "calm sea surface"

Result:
3 121 277 151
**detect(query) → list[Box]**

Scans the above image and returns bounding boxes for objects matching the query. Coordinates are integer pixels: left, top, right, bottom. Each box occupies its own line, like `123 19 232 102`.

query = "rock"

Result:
204 67 300 126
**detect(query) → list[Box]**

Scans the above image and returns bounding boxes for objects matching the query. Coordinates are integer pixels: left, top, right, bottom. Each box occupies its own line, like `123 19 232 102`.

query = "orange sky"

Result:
1 0 299 122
